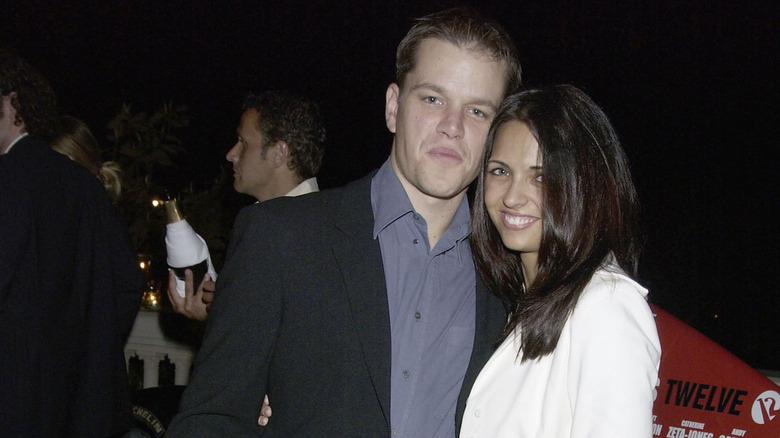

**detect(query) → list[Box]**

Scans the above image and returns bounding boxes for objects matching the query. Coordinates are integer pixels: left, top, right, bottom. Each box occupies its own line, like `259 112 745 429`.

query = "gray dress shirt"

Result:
371 160 476 437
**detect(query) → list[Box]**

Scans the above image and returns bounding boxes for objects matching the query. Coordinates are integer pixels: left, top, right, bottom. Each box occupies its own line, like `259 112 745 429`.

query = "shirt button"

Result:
474 409 482 418
402 370 410 378
413 214 420 220
414 311 421 319
413 238 419 244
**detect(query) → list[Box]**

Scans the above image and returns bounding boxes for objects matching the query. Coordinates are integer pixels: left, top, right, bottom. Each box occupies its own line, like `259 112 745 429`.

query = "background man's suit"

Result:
168 172 506 436
0 136 143 437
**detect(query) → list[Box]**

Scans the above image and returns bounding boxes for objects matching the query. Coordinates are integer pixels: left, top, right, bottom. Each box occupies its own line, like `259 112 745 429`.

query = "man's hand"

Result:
258 395 272 426
167 269 214 321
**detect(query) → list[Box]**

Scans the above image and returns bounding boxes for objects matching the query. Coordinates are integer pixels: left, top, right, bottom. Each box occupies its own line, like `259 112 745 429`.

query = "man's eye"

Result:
469 108 486 118
424 96 440 104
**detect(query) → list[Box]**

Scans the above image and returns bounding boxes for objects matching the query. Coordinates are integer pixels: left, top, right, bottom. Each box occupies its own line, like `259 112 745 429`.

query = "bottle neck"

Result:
164 199 184 223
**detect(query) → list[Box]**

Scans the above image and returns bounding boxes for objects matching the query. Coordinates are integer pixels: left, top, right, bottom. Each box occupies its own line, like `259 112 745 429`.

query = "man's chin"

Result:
419 179 470 201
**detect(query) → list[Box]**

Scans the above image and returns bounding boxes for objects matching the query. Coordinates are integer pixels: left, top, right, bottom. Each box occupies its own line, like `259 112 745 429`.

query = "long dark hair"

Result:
471 85 642 361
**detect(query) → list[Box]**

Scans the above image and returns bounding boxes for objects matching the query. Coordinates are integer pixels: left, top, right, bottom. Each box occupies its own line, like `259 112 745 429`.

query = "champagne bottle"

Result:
164 194 217 297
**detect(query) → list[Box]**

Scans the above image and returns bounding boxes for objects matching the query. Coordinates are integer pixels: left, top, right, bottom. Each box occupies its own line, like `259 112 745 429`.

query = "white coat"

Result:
460 266 661 438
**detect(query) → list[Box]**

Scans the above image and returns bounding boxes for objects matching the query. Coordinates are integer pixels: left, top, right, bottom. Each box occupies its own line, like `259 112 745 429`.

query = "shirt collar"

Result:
371 159 414 239
285 177 319 197
449 191 473 243
2 132 28 155
370 159 472 243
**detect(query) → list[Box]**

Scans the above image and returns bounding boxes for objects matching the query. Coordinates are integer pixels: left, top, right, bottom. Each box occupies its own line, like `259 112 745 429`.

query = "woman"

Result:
461 85 661 437
49 115 122 200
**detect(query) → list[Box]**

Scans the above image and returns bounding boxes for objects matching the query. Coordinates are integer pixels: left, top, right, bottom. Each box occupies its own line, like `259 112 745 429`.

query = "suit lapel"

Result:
329 173 392 425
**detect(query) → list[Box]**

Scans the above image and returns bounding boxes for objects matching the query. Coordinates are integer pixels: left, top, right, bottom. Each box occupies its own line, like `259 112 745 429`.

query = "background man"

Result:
227 90 325 202
167 7 521 437
0 50 143 438
168 90 326 320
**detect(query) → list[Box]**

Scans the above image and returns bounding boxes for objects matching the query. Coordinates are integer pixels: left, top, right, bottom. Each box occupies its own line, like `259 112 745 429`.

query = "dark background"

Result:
8 1 778 369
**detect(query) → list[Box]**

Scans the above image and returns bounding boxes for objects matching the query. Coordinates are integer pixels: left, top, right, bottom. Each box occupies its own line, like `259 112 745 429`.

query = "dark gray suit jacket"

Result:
167 172 505 437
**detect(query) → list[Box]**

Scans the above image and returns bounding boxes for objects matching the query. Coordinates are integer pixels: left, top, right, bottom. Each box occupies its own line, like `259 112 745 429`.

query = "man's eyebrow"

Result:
410 82 445 95
410 82 499 112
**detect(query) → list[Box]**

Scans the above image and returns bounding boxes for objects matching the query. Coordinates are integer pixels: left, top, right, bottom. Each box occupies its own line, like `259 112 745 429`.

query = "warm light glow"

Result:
139 261 147 270
151 198 162 207
142 288 161 310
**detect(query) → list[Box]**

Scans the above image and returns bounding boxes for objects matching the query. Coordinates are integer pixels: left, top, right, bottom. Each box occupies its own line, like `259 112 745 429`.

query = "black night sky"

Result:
8 1 778 369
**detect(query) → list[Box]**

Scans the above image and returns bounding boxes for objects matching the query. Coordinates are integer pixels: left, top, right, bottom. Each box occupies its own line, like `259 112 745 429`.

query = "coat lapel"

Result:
329 173 392 425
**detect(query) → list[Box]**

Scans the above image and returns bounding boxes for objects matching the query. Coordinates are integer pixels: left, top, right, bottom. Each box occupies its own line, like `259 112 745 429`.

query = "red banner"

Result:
651 304 780 438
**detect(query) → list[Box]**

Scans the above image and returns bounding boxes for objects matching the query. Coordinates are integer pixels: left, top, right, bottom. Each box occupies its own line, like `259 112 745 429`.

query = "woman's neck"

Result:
520 253 538 287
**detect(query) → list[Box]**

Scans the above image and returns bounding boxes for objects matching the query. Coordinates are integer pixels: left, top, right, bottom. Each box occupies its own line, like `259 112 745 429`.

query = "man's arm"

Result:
166 205 283 436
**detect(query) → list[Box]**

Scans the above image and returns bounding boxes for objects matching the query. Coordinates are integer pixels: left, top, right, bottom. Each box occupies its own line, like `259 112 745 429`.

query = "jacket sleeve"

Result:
166 204 283 436
106 203 144 339
0 159 28 301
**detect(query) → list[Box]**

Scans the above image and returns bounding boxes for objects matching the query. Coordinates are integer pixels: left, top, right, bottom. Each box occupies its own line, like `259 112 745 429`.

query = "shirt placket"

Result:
394 215 437 437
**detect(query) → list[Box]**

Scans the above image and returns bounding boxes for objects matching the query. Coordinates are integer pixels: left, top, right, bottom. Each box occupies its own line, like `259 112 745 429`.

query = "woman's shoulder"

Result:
570 265 654 327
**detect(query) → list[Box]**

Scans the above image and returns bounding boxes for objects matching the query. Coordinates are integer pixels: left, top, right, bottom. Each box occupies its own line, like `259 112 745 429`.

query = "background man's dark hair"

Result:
242 91 326 180
0 49 58 136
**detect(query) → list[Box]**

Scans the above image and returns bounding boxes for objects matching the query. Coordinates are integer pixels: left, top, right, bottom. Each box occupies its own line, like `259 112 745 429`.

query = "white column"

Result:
124 310 197 388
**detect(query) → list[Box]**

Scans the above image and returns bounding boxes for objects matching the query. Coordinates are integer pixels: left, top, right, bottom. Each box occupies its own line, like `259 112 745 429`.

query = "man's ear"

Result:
6 92 22 127
385 83 400 134
271 140 290 168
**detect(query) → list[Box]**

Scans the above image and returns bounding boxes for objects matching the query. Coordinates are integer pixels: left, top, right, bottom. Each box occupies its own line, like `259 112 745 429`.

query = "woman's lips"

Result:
501 212 538 230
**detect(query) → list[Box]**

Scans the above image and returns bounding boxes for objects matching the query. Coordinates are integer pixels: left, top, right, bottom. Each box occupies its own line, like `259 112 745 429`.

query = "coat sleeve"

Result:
166 204 283 436
105 203 144 339
566 278 661 437
0 159 28 301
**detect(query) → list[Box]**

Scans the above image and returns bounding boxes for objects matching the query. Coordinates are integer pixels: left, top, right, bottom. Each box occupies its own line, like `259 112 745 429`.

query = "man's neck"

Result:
401 181 467 250
253 172 306 203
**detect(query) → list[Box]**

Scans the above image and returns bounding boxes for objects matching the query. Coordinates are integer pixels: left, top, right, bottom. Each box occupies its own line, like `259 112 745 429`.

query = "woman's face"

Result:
484 121 543 271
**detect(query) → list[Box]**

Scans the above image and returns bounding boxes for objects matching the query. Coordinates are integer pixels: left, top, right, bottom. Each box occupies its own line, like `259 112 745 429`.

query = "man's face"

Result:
385 38 507 203
0 94 20 154
226 109 275 201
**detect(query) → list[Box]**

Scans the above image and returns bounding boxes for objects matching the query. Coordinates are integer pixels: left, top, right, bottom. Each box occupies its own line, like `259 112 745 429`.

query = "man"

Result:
0 50 143 437
227 91 325 203
167 7 521 437
167 90 326 320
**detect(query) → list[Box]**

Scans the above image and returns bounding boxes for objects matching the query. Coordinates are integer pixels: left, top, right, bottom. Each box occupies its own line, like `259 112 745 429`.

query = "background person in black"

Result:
0 49 143 438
